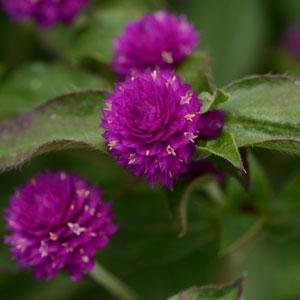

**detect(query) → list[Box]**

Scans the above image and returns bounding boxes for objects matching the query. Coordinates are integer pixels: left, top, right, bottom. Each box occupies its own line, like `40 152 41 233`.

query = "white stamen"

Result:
166 145 176 156
154 11 166 21
151 70 157 81
128 153 136 165
161 51 174 64
67 222 86 236
84 205 95 216
76 189 90 198
49 232 58 241
184 132 197 143
39 241 48 258
108 140 117 150
184 113 196 121
82 256 90 263
180 91 193 105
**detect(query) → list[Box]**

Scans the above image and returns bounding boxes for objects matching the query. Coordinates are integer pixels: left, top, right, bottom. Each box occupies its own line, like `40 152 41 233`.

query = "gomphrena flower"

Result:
188 159 226 182
5 172 117 280
1 0 89 28
198 109 226 140
283 24 300 59
112 11 199 76
101 68 201 188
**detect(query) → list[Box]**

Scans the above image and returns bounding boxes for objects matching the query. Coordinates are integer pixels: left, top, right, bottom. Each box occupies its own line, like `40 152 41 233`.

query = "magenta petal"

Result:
188 159 226 181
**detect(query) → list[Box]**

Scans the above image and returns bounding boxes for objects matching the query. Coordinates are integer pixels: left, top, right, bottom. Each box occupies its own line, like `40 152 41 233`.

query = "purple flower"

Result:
112 11 199 76
188 159 226 181
101 68 201 189
198 110 226 140
5 172 117 281
1 0 89 28
283 24 300 59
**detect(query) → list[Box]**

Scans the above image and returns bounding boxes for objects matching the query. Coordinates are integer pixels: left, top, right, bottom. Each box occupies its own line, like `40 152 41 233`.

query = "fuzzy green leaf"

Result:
221 75 300 154
201 89 230 113
197 75 300 169
197 131 244 171
0 62 110 119
0 90 107 172
176 51 214 92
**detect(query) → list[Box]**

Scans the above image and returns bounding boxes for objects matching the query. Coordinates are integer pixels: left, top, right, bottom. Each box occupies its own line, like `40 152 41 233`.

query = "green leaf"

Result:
0 62 110 119
166 176 214 237
201 89 230 113
176 52 214 92
197 132 244 171
221 75 300 154
0 90 107 172
167 277 244 300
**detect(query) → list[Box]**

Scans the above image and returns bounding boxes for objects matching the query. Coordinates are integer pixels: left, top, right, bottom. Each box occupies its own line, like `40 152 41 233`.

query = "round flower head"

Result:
1 0 89 28
5 172 117 280
101 68 201 188
283 24 300 59
112 11 199 76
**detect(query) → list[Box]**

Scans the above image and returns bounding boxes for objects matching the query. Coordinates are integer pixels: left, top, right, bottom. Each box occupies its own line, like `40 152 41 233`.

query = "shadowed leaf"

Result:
0 62 110 119
167 276 245 300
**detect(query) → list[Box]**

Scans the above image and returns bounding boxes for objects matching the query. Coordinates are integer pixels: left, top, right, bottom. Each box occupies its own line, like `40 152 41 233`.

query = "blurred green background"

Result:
0 0 300 299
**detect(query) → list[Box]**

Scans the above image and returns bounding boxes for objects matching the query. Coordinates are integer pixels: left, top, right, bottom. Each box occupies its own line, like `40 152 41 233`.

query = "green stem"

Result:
90 262 139 300
204 181 224 205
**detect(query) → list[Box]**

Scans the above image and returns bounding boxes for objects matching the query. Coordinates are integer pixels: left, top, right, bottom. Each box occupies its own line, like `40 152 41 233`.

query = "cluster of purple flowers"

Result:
1 0 89 28
102 12 225 188
4 10 225 282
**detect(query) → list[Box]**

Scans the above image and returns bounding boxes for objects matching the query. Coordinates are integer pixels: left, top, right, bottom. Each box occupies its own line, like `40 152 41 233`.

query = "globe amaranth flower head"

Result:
112 11 199 76
101 68 201 189
1 0 89 28
5 172 117 280
283 24 300 59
